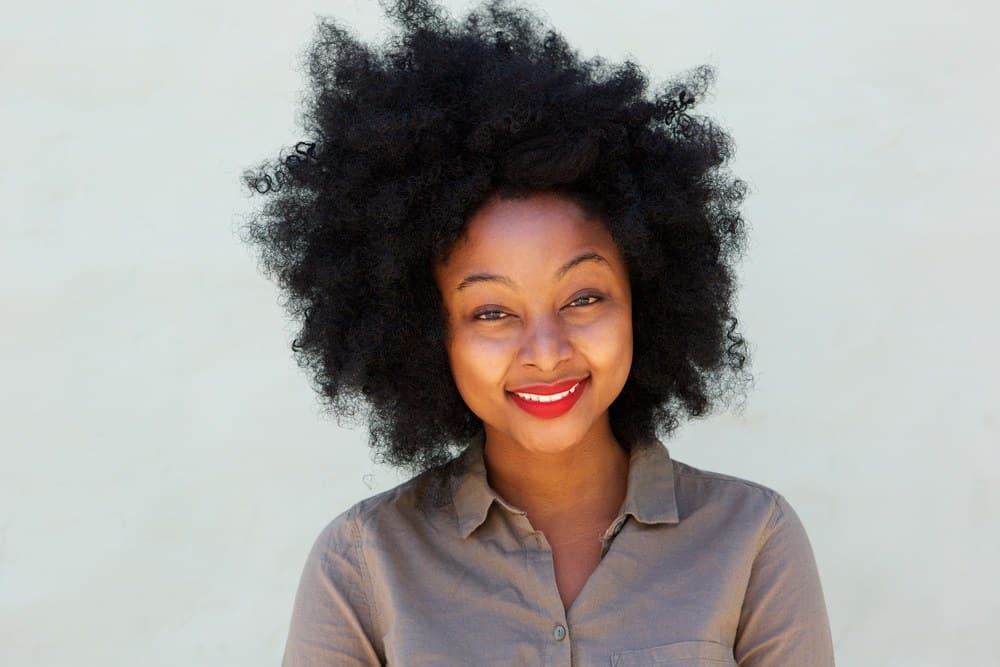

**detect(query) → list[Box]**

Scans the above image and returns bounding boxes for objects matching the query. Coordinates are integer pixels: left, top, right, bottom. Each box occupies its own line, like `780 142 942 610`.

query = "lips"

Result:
507 376 588 419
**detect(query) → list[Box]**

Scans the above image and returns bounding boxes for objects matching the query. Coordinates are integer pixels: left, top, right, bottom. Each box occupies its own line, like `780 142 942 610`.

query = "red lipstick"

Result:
507 376 588 419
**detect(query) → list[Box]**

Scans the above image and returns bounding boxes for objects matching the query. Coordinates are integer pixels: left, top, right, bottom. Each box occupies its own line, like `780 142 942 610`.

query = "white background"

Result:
2 1 998 664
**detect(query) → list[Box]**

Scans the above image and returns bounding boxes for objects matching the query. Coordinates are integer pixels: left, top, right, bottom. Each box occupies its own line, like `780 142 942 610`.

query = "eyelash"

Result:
472 294 602 321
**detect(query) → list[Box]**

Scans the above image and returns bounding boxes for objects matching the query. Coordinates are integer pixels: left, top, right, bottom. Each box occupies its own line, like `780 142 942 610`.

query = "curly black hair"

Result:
242 0 750 482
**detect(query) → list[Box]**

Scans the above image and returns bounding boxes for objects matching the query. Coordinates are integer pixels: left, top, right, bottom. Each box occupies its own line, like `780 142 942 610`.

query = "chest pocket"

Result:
611 640 737 666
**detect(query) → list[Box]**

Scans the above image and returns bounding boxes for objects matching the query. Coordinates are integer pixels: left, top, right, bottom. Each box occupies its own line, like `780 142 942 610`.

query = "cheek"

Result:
583 308 632 361
446 328 514 396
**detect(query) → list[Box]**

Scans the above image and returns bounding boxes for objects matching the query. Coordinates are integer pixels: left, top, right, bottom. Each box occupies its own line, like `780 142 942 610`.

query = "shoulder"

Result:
313 463 457 554
668 457 798 546
672 458 777 493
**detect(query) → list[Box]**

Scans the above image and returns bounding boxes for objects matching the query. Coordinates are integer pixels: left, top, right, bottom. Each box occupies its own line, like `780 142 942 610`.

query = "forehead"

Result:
440 193 623 276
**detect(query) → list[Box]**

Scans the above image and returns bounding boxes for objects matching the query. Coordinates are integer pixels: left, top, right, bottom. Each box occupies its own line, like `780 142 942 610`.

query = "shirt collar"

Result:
618 437 681 526
451 435 680 540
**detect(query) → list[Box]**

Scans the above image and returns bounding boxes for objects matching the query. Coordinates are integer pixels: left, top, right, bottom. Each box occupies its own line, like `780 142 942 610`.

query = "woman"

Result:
243 1 835 664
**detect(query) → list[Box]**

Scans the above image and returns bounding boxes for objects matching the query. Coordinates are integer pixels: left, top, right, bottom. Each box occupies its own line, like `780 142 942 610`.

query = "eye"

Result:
566 294 601 308
473 309 510 321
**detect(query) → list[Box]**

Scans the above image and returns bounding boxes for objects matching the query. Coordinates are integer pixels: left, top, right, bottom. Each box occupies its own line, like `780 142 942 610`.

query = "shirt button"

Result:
552 624 567 641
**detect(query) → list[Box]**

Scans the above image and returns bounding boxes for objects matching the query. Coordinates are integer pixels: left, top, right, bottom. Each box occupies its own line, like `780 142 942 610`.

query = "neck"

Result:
482 422 629 524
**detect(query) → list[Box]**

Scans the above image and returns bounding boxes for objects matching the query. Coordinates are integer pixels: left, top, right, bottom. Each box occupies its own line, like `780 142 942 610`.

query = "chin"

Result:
504 412 605 454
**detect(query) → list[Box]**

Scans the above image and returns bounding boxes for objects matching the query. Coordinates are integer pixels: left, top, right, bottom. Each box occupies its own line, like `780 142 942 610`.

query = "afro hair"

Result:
242 0 750 484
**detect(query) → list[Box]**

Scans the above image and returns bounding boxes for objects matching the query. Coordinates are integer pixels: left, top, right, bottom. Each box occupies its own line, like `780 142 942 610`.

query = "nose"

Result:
516 313 572 372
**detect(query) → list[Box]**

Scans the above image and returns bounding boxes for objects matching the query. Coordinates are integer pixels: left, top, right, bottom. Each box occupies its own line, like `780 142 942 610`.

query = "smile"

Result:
507 377 588 419
512 382 581 402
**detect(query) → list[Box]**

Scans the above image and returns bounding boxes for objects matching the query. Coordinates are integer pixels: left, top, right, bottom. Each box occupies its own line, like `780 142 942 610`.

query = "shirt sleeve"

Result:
734 493 835 666
282 507 383 667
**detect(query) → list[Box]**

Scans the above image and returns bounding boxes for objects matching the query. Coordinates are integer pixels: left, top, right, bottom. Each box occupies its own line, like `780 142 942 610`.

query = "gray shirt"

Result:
282 437 835 666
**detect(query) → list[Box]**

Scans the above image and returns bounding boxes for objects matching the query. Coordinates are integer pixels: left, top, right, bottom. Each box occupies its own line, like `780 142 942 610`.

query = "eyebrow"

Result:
455 252 610 291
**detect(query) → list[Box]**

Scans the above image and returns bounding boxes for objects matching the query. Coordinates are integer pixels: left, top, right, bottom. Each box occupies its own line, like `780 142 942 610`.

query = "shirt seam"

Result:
674 466 781 501
733 494 783 657
756 494 783 555
348 504 383 639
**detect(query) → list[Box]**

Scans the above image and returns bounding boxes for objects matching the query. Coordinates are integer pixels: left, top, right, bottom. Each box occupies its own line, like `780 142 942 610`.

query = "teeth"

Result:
513 382 581 403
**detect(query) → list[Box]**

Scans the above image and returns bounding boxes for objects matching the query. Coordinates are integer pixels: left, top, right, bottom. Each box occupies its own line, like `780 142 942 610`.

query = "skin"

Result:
434 192 634 610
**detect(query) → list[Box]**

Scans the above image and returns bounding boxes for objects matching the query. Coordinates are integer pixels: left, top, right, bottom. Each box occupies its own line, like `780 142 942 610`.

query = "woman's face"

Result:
434 192 633 455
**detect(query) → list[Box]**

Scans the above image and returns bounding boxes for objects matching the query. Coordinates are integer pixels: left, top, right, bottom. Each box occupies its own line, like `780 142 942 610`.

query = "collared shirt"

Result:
282 438 835 666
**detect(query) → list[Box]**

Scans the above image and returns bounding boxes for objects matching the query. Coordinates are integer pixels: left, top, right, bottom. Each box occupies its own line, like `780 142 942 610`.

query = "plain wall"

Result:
2 0 998 664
